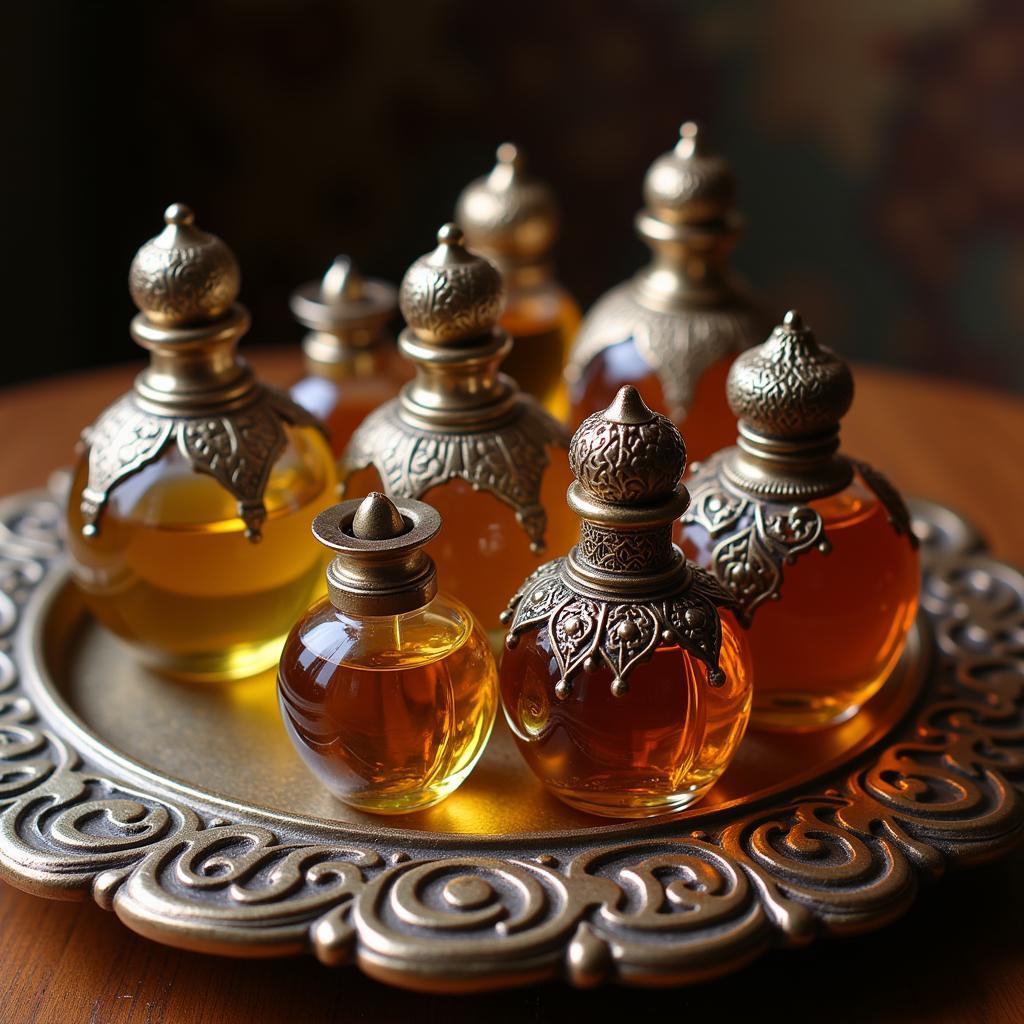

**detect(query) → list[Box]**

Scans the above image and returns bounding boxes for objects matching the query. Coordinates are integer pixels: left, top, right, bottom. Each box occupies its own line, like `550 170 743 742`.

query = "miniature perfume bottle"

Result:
501 386 753 818
277 492 498 814
65 204 337 682
289 255 409 455
341 224 576 636
680 311 920 730
456 143 580 421
565 122 770 459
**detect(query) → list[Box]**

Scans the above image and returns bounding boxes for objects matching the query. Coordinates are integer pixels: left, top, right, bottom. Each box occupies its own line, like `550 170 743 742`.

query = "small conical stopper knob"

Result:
289 254 397 341
399 224 506 345
351 492 407 541
321 256 364 304
129 203 241 327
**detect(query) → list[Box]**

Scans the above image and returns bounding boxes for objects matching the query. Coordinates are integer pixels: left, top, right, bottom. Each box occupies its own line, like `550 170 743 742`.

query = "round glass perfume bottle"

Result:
565 122 770 458
66 204 337 682
278 492 497 814
455 143 580 421
680 311 920 731
289 255 410 455
341 224 576 637
501 386 753 819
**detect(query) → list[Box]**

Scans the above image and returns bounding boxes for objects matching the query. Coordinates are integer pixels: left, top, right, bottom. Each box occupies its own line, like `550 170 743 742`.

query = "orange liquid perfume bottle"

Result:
680 311 920 730
277 492 497 814
456 143 580 422
66 204 337 682
500 386 753 818
340 224 576 637
289 255 409 455
565 122 771 459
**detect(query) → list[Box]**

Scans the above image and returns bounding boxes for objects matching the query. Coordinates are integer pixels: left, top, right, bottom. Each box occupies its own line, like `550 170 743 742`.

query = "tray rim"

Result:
0 488 1022 991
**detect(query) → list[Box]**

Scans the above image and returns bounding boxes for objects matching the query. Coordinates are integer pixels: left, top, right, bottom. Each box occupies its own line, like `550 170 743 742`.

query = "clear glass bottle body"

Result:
291 342 411 456
500 609 752 818
680 471 920 730
66 424 336 682
277 591 497 814
500 283 580 423
568 337 736 462
344 453 577 639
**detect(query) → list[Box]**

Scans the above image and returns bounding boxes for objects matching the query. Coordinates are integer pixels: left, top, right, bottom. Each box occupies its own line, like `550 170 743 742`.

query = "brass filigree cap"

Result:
290 256 397 358
455 143 560 267
314 492 441 616
399 224 506 345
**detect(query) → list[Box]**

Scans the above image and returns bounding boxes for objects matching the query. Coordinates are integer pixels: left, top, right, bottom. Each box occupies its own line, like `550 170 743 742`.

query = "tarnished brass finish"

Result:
78 204 324 541
314 493 440 616
1 485 1022 989
503 386 737 695
342 225 569 552
565 123 768 420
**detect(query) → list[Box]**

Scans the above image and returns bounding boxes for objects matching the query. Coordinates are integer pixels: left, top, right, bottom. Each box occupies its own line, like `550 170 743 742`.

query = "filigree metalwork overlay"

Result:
79 387 323 541
0 488 1022 991
342 398 568 554
565 284 764 421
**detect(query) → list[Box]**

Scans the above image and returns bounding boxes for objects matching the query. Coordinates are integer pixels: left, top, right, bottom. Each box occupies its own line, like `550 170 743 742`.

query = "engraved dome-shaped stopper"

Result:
642 122 737 225
129 203 241 327
570 386 687 505
727 310 854 439
455 143 560 263
399 224 506 345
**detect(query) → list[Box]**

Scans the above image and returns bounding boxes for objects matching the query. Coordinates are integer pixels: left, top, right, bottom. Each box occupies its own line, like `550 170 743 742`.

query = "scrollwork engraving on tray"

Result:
0 489 1023 990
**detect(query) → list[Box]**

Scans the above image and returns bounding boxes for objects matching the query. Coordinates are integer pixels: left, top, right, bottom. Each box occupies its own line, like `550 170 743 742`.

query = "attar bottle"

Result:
566 122 770 458
340 224 576 636
277 492 497 814
66 204 337 681
456 143 580 420
289 255 409 454
500 386 753 818
680 311 920 730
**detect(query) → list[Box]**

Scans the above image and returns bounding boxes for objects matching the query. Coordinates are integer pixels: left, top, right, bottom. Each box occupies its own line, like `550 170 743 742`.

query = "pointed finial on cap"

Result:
603 385 657 425
674 121 704 159
351 492 408 541
164 202 195 226
783 309 804 330
321 255 365 304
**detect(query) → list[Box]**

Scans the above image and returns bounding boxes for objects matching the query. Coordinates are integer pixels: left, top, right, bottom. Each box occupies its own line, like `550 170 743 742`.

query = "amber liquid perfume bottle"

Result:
501 386 753 818
341 224 576 636
66 204 337 682
566 123 770 459
680 311 920 730
456 143 580 421
277 492 497 814
289 256 410 455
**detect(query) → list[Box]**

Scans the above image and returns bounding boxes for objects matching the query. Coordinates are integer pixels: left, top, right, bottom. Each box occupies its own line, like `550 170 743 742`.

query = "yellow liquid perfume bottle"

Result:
500 386 753 818
289 255 410 456
65 204 337 682
341 224 576 637
565 122 770 458
680 311 920 730
456 143 580 421
277 492 497 814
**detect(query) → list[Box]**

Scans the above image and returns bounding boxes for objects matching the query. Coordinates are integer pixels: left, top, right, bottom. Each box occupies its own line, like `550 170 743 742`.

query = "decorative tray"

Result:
0 487 1021 992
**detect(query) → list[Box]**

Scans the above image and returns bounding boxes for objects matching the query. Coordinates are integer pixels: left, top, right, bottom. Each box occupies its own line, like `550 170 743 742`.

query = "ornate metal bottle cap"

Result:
314 493 440 616
502 386 737 698
290 256 397 363
342 224 567 553
454 143 560 271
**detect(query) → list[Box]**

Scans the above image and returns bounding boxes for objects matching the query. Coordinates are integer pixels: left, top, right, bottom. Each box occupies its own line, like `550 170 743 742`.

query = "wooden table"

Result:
2 353 1023 1024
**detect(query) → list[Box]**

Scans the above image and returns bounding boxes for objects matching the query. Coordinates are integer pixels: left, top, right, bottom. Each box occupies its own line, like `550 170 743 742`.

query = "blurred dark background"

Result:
6 0 1024 391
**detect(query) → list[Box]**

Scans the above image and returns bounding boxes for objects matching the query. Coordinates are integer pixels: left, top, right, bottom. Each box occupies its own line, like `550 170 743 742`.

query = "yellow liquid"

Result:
278 592 497 813
66 424 336 682
500 609 752 817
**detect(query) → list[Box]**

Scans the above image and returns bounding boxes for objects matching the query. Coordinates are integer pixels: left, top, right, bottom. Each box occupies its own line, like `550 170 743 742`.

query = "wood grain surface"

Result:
2 351 1022 1024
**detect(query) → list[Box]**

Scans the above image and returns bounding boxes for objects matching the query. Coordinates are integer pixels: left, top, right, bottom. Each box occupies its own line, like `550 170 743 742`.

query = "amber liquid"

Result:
66 425 336 682
344 451 577 639
500 610 751 817
680 474 920 730
569 338 737 462
291 344 412 456
277 592 497 813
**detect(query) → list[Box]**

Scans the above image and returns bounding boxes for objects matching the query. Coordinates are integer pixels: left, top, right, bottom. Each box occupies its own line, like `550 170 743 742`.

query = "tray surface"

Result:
0 490 1021 990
